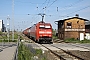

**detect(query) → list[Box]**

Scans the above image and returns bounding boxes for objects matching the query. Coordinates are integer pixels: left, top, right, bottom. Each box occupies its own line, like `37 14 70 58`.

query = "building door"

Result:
80 33 84 41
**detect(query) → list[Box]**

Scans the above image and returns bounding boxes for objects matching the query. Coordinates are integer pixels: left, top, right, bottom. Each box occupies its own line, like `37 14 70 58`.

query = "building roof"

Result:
55 17 89 23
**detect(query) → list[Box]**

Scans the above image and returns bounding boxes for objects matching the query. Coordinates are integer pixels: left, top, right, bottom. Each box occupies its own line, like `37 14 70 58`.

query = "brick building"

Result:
55 16 89 40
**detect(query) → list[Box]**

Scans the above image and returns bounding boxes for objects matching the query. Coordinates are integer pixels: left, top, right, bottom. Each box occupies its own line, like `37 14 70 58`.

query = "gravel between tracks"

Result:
67 50 90 60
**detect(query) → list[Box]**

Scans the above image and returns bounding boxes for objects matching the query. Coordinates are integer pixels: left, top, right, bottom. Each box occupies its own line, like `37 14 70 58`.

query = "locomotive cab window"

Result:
66 22 72 28
39 25 45 29
45 26 51 29
39 25 51 29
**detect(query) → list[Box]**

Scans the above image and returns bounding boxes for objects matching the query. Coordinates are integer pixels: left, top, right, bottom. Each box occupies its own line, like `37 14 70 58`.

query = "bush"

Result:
80 40 90 43
18 43 47 60
18 43 33 60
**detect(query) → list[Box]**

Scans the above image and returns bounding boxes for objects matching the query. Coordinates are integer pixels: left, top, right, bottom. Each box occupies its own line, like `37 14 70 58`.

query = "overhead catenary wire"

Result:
36 0 58 21
63 5 90 17
40 0 84 18
55 0 84 14
40 0 58 11
15 0 89 18
63 0 83 8
14 0 57 17
46 0 50 8
29 0 49 24
36 0 85 22
14 0 50 25
40 0 48 8
15 1 42 4
13 0 90 30
49 0 88 18
59 0 84 11
28 0 55 24
47 0 57 8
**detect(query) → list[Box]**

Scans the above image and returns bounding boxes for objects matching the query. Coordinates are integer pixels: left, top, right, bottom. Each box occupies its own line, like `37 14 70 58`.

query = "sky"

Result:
0 0 90 31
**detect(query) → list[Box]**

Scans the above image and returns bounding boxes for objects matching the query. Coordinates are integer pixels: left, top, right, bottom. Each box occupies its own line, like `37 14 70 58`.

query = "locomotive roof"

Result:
38 21 51 24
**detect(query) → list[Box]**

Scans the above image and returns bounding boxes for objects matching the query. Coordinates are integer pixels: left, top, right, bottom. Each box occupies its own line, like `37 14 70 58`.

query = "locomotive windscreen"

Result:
39 25 51 29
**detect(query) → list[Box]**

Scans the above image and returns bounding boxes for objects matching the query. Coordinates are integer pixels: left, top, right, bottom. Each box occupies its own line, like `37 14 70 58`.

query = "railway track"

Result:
21 33 90 60
70 44 90 51
53 39 64 43
41 44 84 60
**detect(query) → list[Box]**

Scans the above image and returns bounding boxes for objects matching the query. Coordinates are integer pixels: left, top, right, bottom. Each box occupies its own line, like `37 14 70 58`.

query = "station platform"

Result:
0 43 17 60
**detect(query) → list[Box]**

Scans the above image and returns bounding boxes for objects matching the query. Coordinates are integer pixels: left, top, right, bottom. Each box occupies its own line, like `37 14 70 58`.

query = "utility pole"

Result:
7 15 10 43
12 0 14 41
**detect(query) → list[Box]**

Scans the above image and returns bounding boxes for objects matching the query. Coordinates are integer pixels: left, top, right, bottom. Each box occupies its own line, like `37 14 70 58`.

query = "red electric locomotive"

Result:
30 21 52 43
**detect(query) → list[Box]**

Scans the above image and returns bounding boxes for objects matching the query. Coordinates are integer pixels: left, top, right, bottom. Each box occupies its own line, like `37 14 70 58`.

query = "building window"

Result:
66 22 72 28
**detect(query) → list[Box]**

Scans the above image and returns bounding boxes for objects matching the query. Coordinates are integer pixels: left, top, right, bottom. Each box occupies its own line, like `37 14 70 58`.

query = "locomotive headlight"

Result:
46 32 51 34
49 35 51 37
39 35 42 37
39 31 44 34
39 31 52 34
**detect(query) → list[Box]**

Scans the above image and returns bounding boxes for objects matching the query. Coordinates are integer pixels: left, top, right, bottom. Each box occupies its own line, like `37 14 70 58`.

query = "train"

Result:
23 27 30 37
23 21 53 43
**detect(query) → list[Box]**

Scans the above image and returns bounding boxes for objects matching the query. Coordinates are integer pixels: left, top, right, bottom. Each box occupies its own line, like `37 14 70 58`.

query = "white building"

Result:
0 20 6 32
0 20 3 31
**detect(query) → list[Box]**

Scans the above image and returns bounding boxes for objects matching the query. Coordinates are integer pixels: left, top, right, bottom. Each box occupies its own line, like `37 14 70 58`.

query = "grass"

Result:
53 35 58 40
64 38 90 43
52 29 58 39
18 43 47 60
0 31 24 42
18 43 33 60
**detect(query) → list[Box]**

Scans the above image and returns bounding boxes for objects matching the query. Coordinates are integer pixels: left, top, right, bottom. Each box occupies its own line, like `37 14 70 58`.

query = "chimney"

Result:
75 14 79 17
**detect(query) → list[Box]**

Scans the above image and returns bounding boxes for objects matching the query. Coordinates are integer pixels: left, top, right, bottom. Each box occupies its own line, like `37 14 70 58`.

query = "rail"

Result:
41 44 84 60
41 44 65 60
